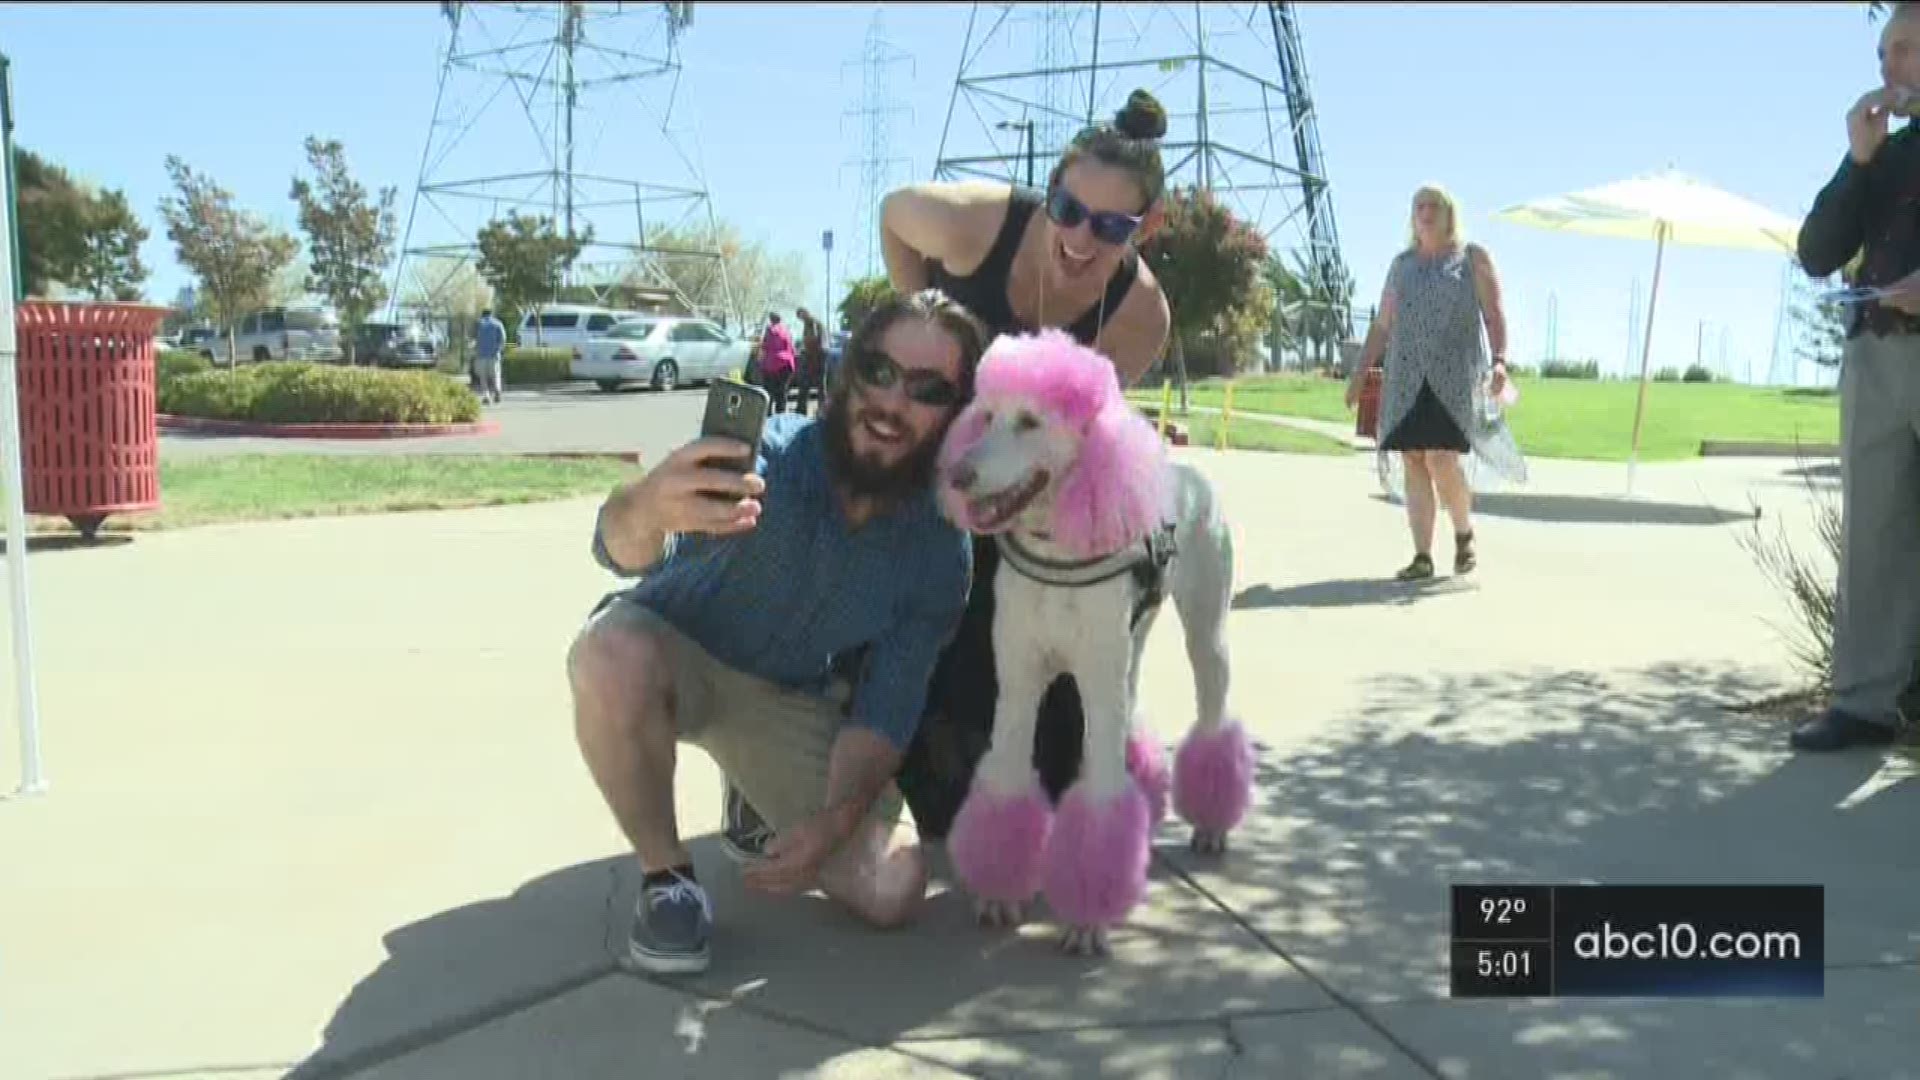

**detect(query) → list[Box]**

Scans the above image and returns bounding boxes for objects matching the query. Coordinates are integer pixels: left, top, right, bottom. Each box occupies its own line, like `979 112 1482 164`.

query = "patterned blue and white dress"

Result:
1378 243 1487 453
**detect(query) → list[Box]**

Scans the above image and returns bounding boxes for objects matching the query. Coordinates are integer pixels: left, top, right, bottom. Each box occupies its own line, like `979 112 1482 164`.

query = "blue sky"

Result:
0 1 1886 384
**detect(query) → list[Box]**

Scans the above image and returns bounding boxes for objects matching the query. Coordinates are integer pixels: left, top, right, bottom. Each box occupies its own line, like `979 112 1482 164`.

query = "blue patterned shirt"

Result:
592 414 972 751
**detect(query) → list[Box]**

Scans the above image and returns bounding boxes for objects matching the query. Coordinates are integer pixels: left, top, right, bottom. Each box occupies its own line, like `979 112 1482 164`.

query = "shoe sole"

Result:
628 937 711 975
719 835 771 865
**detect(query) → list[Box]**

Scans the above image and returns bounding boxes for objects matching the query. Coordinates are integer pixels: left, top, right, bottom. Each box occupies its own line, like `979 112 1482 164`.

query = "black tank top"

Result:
926 187 1139 346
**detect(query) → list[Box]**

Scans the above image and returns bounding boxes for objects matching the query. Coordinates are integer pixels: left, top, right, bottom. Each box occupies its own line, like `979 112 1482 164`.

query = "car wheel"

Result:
596 379 622 392
253 346 271 363
651 360 678 392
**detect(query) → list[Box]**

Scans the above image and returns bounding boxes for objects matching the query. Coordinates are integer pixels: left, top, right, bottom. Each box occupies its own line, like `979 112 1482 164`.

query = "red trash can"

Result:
1355 366 1384 440
15 300 170 539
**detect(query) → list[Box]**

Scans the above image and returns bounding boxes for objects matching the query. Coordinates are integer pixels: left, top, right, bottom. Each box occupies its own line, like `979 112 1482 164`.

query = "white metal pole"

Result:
0 139 44 796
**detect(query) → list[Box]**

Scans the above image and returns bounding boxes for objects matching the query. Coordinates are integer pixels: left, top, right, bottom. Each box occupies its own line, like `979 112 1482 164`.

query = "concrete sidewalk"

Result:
1 448 1913 1079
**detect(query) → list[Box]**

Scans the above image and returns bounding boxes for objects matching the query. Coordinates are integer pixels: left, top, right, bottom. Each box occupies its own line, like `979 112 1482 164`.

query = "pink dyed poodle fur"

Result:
1174 720 1256 835
1127 727 1171 824
1043 781 1153 927
947 778 1053 904
939 329 1172 559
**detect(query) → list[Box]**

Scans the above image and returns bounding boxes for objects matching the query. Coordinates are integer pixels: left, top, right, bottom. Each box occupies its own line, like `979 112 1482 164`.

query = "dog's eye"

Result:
1014 412 1040 433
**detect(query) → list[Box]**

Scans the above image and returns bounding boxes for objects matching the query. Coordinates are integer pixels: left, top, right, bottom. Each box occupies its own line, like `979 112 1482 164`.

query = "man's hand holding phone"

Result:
635 438 766 537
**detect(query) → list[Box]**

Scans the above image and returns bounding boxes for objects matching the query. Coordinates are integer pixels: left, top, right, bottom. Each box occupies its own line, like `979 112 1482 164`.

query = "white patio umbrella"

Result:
1494 167 1801 492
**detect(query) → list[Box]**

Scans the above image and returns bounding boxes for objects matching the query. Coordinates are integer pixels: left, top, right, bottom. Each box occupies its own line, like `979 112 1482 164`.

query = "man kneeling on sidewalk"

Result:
568 290 983 974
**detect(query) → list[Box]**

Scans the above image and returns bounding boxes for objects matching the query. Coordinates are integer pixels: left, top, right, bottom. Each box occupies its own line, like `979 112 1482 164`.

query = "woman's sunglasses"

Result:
852 348 962 408
1045 187 1143 245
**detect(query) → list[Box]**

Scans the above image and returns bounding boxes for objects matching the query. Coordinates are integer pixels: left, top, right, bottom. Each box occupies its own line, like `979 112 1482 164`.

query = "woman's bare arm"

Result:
879 181 1006 295
1468 244 1508 362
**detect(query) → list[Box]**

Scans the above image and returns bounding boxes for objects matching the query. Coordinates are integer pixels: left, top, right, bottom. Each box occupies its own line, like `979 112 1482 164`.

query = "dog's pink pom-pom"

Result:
1173 720 1255 834
1043 781 1152 926
949 779 1054 903
1126 727 1171 824
1051 403 1172 559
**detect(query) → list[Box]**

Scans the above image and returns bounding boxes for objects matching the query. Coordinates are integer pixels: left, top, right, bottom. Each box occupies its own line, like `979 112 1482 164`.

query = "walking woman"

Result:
1347 184 1509 580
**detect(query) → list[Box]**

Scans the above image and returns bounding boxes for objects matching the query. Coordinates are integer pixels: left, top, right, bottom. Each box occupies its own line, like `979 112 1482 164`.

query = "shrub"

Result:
1739 458 1920 719
1540 358 1601 380
157 348 213 383
160 363 480 424
1654 367 1681 382
1682 364 1716 383
504 346 573 386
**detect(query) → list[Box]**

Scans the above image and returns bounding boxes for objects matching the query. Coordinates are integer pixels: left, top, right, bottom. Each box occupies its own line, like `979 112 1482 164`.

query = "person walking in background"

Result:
473 307 507 405
1346 184 1508 581
758 312 797 414
795 307 827 417
1786 0 1920 753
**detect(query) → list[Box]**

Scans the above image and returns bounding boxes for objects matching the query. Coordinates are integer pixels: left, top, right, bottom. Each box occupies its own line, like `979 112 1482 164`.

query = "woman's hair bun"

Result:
1114 89 1167 141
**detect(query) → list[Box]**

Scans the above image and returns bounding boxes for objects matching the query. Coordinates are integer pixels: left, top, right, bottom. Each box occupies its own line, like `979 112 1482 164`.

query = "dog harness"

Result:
998 521 1179 630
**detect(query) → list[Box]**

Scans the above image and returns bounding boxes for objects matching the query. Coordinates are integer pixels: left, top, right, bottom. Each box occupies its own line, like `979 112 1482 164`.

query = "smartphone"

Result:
700 378 771 473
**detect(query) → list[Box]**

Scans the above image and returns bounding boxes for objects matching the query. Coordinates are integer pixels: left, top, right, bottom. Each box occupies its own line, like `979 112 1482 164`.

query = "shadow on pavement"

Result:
1233 576 1474 610
0 532 136 555
1368 492 1755 527
1159 659 1920 1075
290 823 1331 1079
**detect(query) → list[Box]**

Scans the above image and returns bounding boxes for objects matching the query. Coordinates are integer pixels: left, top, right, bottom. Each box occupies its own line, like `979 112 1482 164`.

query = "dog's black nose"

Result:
949 463 977 491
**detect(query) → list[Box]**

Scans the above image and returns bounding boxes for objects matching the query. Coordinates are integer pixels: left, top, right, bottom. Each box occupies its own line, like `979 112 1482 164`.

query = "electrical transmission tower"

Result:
389 1 735 327
934 1 1353 338
841 11 915 281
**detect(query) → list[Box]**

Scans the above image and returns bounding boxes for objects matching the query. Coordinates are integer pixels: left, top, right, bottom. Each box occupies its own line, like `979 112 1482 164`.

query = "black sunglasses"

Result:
852 348 962 408
1045 187 1143 245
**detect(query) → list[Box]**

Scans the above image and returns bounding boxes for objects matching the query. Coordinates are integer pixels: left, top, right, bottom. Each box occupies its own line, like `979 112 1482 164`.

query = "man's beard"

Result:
821 393 944 503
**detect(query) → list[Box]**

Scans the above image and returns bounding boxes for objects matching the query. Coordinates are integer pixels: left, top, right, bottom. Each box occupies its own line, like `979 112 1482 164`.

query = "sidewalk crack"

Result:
1152 851 1447 1080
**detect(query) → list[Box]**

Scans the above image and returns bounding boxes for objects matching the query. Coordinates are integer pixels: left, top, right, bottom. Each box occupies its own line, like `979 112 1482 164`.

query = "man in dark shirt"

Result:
795 307 827 416
1790 0 1920 752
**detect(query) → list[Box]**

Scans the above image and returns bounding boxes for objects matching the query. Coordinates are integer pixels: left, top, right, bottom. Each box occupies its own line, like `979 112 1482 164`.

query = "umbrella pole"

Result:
0 139 41 798
1626 221 1669 496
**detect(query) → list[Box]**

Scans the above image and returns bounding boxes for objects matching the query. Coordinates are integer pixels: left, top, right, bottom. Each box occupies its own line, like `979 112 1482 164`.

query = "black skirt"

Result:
1380 381 1470 453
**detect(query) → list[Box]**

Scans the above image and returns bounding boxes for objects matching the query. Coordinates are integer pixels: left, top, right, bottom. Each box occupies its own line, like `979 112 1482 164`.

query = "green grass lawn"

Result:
1132 375 1841 462
11 454 637 534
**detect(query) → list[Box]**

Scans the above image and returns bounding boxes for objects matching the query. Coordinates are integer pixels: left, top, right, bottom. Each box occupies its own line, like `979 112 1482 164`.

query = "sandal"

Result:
1455 531 1477 574
1395 552 1435 582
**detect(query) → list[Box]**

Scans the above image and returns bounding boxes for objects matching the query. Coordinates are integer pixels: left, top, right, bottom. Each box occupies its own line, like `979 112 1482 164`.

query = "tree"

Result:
70 188 150 301
837 274 896 333
1139 186 1270 409
644 219 808 330
290 136 397 361
474 212 590 330
400 255 494 364
158 156 299 365
1280 248 1355 371
14 147 149 300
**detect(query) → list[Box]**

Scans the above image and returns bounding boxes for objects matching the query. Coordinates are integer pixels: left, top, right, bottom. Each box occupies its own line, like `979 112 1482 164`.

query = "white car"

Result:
570 317 750 392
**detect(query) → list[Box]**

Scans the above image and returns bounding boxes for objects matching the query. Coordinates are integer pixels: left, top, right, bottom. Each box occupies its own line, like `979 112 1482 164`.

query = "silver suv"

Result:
210 305 344 365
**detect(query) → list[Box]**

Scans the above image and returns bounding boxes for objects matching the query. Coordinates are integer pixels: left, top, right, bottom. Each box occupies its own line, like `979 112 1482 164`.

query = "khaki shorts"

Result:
589 596 904 835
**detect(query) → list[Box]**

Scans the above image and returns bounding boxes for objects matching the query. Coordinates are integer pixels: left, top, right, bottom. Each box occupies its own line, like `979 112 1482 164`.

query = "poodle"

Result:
935 329 1255 956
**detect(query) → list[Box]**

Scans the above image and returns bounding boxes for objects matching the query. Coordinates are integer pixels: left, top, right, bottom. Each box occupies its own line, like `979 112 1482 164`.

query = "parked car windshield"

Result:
606 320 660 340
